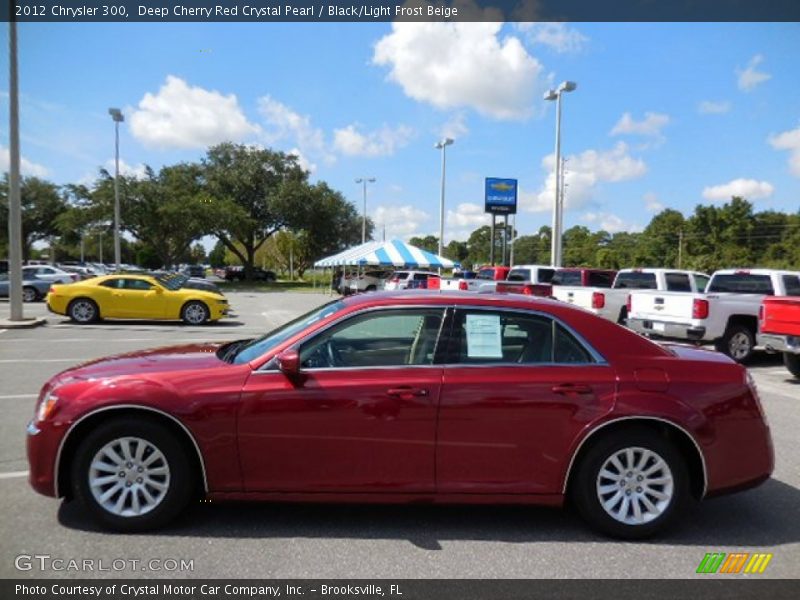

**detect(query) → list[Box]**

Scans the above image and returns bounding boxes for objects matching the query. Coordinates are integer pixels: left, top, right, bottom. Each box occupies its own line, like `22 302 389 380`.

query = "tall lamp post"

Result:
544 81 576 267
355 177 375 244
7 20 23 321
108 108 124 272
434 138 454 261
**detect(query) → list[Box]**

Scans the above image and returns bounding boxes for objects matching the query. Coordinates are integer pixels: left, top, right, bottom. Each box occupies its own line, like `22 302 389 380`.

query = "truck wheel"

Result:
617 308 628 326
715 325 755 363
784 353 800 379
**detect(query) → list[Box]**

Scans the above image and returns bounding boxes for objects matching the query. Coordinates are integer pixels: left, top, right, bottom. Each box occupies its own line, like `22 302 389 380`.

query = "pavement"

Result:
0 291 798 579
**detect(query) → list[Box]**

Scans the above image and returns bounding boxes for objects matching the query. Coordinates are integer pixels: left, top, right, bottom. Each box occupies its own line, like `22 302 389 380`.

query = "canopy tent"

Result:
314 239 459 269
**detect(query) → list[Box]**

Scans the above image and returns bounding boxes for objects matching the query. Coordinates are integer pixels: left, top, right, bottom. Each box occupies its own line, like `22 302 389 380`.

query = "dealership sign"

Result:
485 178 518 215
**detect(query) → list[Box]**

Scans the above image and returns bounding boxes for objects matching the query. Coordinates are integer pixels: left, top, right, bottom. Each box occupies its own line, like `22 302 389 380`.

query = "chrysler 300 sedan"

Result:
27 292 773 538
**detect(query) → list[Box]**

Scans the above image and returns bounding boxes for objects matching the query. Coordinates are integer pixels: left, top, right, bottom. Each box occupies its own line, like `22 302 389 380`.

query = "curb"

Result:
0 317 47 329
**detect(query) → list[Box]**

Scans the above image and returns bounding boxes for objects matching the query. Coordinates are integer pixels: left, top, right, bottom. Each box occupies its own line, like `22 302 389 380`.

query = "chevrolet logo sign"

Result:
490 182 515 192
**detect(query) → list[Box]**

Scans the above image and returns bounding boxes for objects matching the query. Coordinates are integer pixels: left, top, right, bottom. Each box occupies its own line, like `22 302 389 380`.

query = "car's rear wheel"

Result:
784 352 800 379
71 419 193 531
22 286 38 302
715 324 755 363
366 285 377 292
571 429 689 539
181 301 209 325
68 298 99 323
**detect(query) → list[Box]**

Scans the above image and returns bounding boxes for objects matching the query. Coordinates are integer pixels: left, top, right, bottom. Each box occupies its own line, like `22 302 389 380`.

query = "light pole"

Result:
355 177 375 244
434 138 454 261
108 108 124 271
544 81 576 267
7 20 23 320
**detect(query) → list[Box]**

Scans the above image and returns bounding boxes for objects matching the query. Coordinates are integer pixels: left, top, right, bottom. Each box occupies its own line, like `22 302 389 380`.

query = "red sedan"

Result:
27 292 773 538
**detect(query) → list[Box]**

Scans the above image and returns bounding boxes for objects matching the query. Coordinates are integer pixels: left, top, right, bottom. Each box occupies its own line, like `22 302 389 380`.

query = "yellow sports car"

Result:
46 274 230 325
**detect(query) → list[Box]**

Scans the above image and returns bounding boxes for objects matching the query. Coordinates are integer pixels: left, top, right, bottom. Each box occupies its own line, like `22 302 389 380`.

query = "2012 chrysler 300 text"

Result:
27 292 773 538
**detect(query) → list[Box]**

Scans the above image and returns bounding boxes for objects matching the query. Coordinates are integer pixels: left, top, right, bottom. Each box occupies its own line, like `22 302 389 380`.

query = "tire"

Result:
784 352 800 379
571 428 690 539
68 298 99 323
617 308 628 326
365 285 377 292
181 301 209 325
22 286 38 302
715 324 755 363
70 418 193 531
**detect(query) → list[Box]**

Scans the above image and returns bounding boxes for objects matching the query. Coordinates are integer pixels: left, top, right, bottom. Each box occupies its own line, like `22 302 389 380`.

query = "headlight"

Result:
36 391 59 422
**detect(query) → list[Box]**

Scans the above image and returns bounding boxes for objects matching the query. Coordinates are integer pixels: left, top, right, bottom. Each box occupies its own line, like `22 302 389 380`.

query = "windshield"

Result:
154 273 188 291
231 300 346 365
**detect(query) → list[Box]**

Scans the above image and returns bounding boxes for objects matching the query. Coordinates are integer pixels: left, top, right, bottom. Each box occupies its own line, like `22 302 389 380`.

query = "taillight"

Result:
692 298 709 319
758 304 764 325
522 285 534 295
458 280 468 291
390 277 399 283
626 294 632 313
592 292 605 309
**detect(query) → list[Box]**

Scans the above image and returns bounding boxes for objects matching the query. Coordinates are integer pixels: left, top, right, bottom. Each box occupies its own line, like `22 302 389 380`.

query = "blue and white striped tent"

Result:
314 239 458 269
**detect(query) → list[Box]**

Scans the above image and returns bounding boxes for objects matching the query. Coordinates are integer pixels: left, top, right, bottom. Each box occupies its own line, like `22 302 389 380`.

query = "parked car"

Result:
22 265 77 284
224 266 277 282
628 269 800 362
46 274 230 325
0 272 51 302
551 268 617 288
441 266 511 292
384 270 440 290
58 265 98 281
348 269 394 294
758 295 800 379
553 268 710 325
495 264 559 296
183 265 206 279
27 291 773 537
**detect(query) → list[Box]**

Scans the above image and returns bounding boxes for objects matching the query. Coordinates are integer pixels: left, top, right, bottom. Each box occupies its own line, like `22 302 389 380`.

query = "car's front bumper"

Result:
628 317 708 341
26 419 64 498
758 333 800 355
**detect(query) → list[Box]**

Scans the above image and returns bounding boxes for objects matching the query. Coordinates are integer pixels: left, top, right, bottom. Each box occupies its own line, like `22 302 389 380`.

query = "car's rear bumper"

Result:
758 333 800 355
628 317 708 341
704 417 774 497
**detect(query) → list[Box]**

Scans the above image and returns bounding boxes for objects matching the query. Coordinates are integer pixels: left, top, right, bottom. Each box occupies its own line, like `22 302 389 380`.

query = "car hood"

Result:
53 342 229 382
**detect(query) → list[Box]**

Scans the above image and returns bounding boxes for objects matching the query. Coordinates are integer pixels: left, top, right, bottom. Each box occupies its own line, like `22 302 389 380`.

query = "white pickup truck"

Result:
440 266 511 292
552 268 710 325
628 268 800 362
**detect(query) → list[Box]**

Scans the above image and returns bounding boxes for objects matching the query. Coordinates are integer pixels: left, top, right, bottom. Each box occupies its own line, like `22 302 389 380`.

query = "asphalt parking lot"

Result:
1 291 798 579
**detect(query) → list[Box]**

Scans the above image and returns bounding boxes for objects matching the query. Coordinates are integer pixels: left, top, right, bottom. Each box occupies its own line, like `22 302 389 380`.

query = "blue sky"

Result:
2 21 799 246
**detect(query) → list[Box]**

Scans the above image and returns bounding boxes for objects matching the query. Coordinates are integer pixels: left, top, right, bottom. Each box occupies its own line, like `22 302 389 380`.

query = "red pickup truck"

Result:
758 295 800 378
496 267 616 298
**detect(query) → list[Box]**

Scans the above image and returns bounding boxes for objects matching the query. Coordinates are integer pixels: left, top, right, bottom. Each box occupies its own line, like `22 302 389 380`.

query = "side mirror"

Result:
277 349 301 380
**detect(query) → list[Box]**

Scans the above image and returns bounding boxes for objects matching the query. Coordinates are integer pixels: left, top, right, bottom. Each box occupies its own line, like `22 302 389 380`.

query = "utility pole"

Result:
678 229 684 269
7 20 24 320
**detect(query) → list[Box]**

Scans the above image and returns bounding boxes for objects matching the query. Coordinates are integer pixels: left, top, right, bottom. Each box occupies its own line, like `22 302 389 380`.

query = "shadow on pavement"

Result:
58 478 800 549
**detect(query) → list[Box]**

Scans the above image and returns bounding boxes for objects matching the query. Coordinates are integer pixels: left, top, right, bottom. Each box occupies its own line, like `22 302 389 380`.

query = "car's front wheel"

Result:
571 428 689 539
784 352 800 379
181 301 209 325
68 298 99 323
71 418 193 531
22 286 39 302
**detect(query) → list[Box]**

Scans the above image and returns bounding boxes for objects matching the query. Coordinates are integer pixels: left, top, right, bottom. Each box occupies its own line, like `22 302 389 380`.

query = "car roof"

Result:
339 289 572 312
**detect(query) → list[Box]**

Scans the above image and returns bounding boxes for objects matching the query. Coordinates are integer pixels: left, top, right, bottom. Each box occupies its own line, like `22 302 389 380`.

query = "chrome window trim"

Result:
561 415 707 498
255 304 450 373
54 404 209 497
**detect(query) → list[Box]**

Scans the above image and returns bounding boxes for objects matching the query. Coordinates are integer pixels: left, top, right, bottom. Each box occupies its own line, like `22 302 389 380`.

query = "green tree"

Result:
409 235 438 253
0 175 67 260
640 209 685 268
208 240 227 268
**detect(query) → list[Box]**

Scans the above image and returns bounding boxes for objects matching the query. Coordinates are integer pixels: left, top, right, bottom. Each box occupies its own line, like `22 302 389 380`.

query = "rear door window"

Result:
695 274 710 293
782 275 800 297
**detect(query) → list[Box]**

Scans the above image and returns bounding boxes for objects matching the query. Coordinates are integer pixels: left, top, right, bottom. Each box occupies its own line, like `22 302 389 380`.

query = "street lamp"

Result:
355 177 376 244
544 81 577 267
434 137 454 261
108 107 124 272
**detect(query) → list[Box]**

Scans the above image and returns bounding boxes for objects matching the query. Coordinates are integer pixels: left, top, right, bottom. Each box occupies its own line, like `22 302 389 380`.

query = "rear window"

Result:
477 268 497 281
537 268 556 283
707 274 774 295
588 271 614 288
782 275 800 297
551 271 581 286
507 269 531 282
665 272 692 292
393 272 410 280
614 272 657 289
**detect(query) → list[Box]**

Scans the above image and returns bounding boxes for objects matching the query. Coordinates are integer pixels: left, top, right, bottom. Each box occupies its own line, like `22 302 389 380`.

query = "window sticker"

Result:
465 314 503 358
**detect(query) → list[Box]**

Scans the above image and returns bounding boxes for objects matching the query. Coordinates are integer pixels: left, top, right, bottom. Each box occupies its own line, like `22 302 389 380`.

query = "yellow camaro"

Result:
46 274 230 325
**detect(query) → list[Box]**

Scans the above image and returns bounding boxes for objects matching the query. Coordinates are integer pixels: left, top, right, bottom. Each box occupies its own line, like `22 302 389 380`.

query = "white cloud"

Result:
333 124 414 157
768 126 800 177
0 144 49 177
702 178 775 201
129 76 259 149
373 21 545 120
447 202 488 228
439 112 469 140
104 158 148 179
521 142 647 213
582 212 643 234
610 112 670 138
643 192 664 213
698 100 731 115
258 95 332 164
517 22 588 53
736 54 771 92
372 204 431 239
